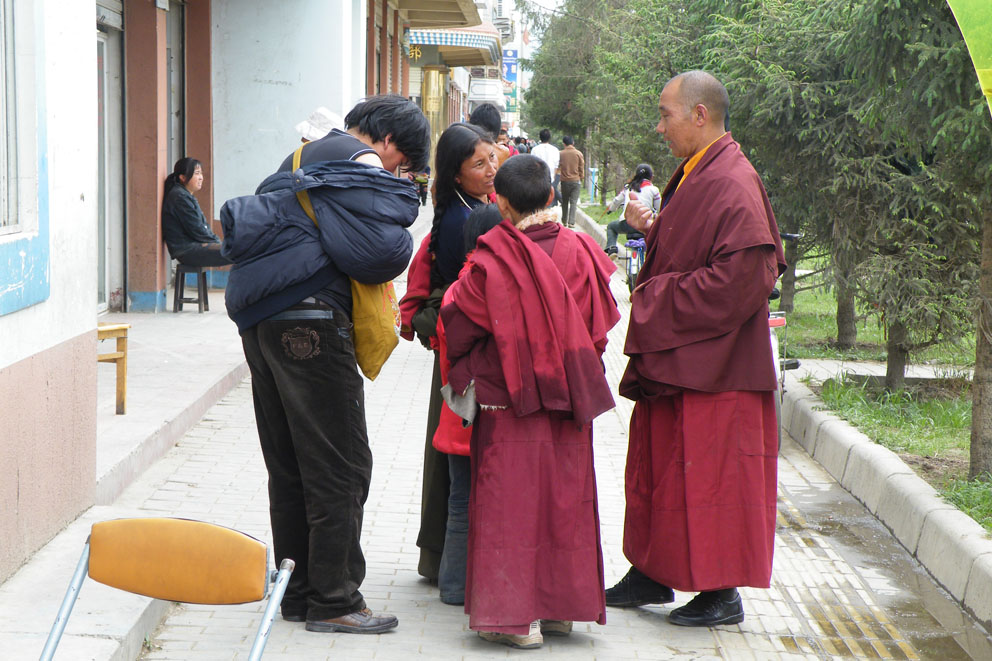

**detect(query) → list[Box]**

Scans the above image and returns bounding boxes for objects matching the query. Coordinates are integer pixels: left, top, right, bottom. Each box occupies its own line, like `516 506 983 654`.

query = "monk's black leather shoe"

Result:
668 588 744 627
605 567 675 607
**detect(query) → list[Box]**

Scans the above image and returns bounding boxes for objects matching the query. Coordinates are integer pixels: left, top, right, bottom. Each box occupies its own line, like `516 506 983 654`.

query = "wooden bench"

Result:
97 323 130 415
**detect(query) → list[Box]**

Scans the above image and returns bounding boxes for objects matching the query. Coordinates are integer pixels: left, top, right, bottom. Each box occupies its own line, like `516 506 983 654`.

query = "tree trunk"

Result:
585 125 593 206
832 217 858 349
598 156 609 207
970 212 992 480
778 240 799 312
835 280 857 349
885 319 908 392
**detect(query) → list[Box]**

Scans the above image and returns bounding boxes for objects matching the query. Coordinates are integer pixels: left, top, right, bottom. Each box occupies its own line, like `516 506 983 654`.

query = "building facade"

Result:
0 0 481 585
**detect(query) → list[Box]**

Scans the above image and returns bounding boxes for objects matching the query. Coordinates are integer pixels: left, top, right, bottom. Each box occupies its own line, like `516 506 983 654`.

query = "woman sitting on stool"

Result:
162 157 232 267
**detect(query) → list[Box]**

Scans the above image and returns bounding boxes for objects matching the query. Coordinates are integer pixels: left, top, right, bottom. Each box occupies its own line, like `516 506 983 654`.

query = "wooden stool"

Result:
97 323 130 415
173 264 209 313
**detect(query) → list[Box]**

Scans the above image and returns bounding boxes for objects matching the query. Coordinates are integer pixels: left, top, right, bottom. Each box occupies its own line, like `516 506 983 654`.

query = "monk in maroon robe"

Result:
605 71 786 628
441 155 620 649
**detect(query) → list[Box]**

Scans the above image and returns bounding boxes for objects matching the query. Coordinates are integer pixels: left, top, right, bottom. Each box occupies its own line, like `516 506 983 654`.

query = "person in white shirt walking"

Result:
530 129 560 208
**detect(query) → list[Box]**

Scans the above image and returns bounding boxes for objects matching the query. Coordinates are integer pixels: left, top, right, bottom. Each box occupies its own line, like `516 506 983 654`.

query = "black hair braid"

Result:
427 201 449 290
425 122 491 288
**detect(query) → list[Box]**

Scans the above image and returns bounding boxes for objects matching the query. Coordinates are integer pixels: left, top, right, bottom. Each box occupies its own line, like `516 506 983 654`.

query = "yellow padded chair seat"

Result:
88 518 268 604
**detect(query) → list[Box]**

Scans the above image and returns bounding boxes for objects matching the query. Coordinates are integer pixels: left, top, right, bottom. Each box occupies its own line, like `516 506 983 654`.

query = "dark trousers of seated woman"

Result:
175 242 232 267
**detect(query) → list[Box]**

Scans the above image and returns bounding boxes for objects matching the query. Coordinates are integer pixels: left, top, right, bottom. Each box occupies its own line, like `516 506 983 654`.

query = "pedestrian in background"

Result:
530 129 560 207
557 135 585 228
605 71 785 627
468 103 510 166
162 157 232 267
498 128 518 158
603 164 661 256
294 106 344 143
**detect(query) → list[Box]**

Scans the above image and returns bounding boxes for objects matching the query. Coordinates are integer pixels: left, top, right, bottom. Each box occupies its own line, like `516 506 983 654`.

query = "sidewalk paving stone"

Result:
3 207 990 659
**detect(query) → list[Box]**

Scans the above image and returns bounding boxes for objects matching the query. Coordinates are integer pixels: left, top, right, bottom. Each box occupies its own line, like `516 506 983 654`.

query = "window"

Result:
0 0 16 235
0 0 49 315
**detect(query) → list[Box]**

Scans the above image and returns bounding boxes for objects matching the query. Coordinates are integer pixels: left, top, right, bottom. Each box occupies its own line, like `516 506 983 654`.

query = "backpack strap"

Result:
292 145 318 226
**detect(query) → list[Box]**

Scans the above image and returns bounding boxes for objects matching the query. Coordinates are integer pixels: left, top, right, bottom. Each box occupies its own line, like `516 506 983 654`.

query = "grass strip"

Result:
580 204 617 225
942 474 992 532
816 377 992 532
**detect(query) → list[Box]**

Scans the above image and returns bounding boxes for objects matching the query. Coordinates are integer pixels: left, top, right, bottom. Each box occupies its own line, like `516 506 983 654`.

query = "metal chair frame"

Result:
40 517 294 661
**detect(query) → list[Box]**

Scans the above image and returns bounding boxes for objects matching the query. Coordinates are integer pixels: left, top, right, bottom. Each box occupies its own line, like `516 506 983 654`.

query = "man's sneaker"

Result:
306 608 398 634
478 620 543 649
540 620 573 636
668 589 744 627
604 246 619 256
605 567 675 607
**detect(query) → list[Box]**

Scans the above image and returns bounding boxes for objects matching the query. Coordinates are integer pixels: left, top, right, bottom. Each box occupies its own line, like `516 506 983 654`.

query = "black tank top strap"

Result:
278 129 376 172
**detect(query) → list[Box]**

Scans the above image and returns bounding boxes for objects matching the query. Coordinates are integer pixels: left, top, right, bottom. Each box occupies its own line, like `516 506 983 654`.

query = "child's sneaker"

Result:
540 620 573 636
478 620 543 649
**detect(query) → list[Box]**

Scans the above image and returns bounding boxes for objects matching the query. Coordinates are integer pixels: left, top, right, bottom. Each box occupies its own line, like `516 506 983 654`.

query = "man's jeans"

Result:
560 180 582 227
606 218 638 250
438 453 471 604
242 310 371 620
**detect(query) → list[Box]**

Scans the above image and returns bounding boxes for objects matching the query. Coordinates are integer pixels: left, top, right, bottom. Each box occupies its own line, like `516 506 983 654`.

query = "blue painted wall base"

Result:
128 290 167 312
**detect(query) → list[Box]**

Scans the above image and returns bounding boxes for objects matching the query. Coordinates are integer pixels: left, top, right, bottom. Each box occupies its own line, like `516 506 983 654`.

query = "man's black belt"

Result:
268 309 337 321
268 297 346 322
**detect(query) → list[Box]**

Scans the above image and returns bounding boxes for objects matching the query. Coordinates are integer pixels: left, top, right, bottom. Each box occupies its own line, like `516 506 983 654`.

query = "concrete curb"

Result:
2 361 248 661
782 373 992 630
0 506 173 661
576 206 607 246
95 361 249 504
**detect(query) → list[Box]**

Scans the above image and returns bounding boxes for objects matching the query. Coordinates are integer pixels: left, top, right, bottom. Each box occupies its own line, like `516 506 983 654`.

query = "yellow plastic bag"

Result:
292 145 400 380
350 279 401 380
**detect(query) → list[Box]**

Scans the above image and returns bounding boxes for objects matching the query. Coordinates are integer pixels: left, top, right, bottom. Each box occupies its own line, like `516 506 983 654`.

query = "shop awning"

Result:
409 22 501 67
399 0 481 29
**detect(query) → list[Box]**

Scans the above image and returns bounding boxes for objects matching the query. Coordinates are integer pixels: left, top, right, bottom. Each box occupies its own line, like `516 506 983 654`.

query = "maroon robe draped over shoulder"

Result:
442 219 619 633
621 133 786 592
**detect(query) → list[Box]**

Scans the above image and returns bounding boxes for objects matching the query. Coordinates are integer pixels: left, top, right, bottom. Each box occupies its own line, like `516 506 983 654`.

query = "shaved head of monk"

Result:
656 70 730 159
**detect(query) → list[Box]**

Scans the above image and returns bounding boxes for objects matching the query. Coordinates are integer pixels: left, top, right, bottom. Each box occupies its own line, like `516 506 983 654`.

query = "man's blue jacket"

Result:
220 160 418 334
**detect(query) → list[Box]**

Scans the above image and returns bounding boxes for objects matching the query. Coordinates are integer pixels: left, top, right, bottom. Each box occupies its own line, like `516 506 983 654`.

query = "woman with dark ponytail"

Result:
407 122 497 598
162 157 231 266
603 163 661 256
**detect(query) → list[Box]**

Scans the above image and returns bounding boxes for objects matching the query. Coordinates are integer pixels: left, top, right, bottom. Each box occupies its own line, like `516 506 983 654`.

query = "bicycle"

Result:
623 233 646 293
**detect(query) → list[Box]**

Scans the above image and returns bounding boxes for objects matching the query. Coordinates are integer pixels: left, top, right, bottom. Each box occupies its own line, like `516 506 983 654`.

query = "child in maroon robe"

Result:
441 155 620 649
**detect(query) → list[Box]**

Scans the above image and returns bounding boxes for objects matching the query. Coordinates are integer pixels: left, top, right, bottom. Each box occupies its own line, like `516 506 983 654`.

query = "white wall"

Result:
452 66 470 92
211 0 367 216
0 0 97 369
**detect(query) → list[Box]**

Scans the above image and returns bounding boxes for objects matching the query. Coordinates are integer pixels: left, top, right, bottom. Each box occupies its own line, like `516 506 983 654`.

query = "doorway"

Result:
96 18 124 312
166 1 185 169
